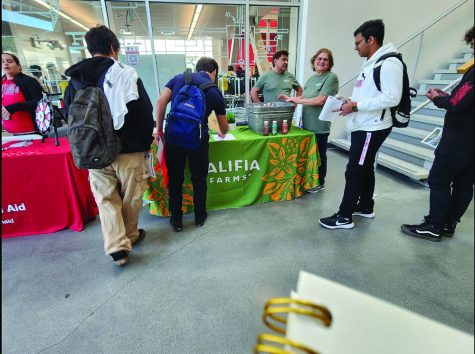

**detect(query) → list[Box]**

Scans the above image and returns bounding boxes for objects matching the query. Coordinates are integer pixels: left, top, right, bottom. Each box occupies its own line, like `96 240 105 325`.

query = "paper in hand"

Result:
320 96 343 122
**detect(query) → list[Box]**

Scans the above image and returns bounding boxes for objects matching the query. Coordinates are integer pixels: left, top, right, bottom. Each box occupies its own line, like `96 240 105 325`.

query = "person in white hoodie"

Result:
319 19 403 230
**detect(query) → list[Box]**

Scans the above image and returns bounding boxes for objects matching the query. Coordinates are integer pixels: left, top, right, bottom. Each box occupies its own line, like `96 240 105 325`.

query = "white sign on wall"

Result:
125 46 140 65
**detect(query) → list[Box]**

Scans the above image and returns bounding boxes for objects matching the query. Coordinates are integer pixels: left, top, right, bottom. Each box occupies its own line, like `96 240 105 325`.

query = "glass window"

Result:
106 1 159 106
148 3 246 107
2 0 104 94
249 5 300 101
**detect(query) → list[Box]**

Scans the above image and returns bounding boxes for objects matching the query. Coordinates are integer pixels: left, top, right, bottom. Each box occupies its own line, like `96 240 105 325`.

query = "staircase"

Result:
331 47 472 181
250 30 271 74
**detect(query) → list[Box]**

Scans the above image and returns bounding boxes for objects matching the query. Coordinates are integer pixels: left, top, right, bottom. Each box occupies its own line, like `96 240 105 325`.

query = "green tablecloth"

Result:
144 126 320 216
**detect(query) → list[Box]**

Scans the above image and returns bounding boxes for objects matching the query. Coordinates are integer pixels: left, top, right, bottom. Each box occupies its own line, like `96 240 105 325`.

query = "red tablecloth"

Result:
2 137 97 238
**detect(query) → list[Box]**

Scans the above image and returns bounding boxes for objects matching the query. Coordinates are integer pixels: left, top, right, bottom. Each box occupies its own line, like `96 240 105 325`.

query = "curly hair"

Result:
310 48 334 71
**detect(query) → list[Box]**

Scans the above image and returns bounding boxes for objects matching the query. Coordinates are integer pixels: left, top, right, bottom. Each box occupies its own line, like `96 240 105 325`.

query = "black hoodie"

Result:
433 66 474 155
64 56 154 154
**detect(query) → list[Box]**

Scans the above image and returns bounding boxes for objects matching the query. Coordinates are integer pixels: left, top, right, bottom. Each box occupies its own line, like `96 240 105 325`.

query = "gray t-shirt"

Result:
301 71 339 134
253 70 301 102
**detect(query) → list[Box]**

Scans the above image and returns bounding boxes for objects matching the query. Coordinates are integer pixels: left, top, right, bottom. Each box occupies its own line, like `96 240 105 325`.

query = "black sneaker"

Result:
352 206 375 218
110 250 129 266
319 213 354 229
441 222 457 237
132 229 146 245
195 213 208 227
400 222 442 242
170 217 183 232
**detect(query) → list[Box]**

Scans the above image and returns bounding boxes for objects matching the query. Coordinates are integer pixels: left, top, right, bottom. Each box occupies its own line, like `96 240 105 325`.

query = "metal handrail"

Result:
339 0 468 90
409 77 462 115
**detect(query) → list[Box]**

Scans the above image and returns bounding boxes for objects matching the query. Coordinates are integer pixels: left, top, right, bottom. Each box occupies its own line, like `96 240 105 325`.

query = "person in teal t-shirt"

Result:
250 50 302 103
279 48 339 193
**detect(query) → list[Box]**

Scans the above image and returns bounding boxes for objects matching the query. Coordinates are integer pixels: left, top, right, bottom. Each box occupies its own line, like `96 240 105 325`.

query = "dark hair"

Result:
354 19 385 45
2 52 20 66
84 25 120 56
464 26 474 44
196 57 219 74
29 65 42 78
272 50 289 66
310 48 334 71
227 65 234 71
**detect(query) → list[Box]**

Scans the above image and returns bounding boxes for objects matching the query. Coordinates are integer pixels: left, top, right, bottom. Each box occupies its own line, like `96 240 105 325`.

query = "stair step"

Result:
412 102 444 111
433 69 458 74
392 126 428 139
383 138 435 161
448 58 468 64
418 79 454 85
331 138 429 180
377 153 430 180
411 114 444 127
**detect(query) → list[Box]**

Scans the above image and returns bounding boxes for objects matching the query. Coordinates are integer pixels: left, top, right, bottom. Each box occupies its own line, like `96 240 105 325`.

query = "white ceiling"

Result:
4 0 281 42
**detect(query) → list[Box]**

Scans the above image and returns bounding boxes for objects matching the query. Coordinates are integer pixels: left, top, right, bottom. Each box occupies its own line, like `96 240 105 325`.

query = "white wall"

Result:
299 0 474 140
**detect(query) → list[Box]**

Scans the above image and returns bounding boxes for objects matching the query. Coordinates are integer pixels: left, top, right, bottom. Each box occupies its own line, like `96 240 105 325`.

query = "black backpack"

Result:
67 82 121 169
165 71 217 150
373 52 417 128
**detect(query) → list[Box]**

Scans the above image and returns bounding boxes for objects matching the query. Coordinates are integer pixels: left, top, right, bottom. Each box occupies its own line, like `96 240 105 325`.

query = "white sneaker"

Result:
306 184 325 194
352 207 375 218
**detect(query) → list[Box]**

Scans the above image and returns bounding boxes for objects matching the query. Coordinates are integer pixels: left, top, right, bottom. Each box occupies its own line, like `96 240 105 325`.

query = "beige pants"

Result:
89 152 149 255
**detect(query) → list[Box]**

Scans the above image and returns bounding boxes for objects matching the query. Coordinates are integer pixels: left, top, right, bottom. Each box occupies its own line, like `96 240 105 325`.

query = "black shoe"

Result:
170 217 183 232
195 213 208 227
319 213 354 229
441 222 457 237
400 222 442 242
132 229 146 245
352 205 375 218
110 250 129 266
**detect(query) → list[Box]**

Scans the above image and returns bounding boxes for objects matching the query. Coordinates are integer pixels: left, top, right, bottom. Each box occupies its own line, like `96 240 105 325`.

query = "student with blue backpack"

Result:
155 57 228 232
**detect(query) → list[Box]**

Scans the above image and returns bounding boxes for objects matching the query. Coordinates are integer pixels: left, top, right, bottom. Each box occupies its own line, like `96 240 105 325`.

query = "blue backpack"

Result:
165 71 216 150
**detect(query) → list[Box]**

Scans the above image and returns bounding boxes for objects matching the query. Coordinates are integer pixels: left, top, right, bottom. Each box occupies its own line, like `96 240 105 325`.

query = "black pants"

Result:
316 133 329 186
165 142 209 220
338 127 392 218
426 148 474 227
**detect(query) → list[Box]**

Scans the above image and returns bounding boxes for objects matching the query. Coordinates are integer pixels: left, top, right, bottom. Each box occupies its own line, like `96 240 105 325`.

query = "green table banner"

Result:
144 126 321 216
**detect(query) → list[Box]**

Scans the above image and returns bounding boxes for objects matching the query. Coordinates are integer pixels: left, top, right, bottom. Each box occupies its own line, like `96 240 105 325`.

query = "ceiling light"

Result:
33 0 89 31
187 4 203 41
119 29 134 35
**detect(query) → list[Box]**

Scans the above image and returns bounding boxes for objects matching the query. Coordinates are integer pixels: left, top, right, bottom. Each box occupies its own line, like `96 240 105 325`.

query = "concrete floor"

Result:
2 148 474 354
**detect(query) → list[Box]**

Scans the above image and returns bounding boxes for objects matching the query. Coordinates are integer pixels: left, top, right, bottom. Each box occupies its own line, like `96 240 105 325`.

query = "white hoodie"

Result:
347 43 403 132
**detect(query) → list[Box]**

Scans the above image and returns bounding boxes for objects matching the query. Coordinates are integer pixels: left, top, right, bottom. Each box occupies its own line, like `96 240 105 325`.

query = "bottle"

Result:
271 121 278 135
262 121 270 136
282 120 288 135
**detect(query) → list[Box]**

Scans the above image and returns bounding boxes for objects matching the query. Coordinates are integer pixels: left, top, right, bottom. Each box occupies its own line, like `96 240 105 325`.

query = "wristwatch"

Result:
351 102 358 112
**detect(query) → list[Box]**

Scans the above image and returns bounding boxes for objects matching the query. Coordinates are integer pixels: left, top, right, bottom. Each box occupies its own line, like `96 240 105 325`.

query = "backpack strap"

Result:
184 70 193 85
373 52 402 120
373 52 402 92
183 70 217 92
199 82 218 92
